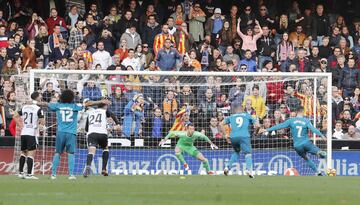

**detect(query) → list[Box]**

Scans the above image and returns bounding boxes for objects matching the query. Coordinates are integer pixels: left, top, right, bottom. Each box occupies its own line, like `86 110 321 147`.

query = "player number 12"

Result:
60 110 73 122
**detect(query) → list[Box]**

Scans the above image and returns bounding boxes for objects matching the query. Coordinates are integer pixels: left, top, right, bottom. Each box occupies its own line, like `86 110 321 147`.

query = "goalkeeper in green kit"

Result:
159 122 219 175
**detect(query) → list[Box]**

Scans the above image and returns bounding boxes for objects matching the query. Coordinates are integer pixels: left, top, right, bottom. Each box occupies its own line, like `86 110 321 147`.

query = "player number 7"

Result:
295 126 302 138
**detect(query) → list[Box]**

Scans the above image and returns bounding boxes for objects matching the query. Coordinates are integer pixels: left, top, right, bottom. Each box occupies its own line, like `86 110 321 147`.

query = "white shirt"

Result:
20 104 43 136
92 50 113 70
122 57 141 71
87 108 108 135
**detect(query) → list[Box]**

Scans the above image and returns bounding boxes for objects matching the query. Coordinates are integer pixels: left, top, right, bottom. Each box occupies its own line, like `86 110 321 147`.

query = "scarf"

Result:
53 33 60 48
178 31 186 55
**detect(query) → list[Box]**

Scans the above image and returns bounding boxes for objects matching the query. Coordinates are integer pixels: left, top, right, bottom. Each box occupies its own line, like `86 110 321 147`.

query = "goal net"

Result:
12 70 332 176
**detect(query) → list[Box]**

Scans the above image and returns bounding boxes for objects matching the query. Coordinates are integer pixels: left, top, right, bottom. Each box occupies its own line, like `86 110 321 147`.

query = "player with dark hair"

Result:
221 105 260 178
83 101 121 177
37 89 110 180
159 122 218 175
259 107 327 175
15 92 45 179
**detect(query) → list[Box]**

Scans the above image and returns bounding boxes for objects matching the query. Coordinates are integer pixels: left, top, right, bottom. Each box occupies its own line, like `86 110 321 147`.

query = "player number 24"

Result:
60 110 73 122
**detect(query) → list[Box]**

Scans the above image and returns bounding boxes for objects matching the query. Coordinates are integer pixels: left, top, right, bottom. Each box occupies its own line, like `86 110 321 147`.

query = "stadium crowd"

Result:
0 0 359 140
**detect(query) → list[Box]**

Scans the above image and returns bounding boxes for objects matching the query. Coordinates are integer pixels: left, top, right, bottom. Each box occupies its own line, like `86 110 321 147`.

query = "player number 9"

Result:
236 117 243 127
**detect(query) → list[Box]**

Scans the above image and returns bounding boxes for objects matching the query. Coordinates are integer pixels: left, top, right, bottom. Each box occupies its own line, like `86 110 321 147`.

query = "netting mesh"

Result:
12 71 329 176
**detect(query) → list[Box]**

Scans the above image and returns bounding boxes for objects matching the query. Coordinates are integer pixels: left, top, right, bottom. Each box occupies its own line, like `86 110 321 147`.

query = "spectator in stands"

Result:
114 39 129 63
92 41 112 70
239 49 256 72
26 12 46 40
312 4 330 46
46 8 67 36
199 88 217 125
174 22 194 56
68 20 84 51
81 77 102 101
120 25 141 50
237 18 263 54
110 86 127 121
6 36 20 60
65 5 83 30
122 49 141 71
338 58 360 97
257 25 276 69
340 109 354 132
206 117 222 138
123 93 144 138
48 24 63 53
22 39 36 70
243 85 266 119
188 3 206 44
205 8 225 47
142 15 161 52
277 32 294 63
162 90 178 117
87 3 103 22
42 82 56 102
156 38 180 71
151 107 163 138
50 39 71 62
223 45 240 64
289 25 306 48
343 125 360 140
115 10 137 40
4 91 18 136
153 24 175 55
0 25 8 48
285 85 301 112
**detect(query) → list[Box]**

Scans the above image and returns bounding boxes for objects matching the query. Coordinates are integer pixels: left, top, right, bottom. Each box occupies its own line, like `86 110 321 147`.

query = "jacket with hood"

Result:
120 28 142 50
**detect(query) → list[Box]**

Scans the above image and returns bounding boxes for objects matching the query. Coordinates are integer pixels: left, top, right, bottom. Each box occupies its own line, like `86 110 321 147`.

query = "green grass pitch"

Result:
0 175 359 205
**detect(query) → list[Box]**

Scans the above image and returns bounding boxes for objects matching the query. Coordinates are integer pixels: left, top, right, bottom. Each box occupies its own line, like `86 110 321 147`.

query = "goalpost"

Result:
12 70 332 176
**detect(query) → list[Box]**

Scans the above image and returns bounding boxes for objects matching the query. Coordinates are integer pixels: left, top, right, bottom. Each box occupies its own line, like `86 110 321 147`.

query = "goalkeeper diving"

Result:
159 122 218 175
259 107 327 175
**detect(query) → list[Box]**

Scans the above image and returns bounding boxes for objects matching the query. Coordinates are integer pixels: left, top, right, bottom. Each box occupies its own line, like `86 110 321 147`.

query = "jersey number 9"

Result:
236 117 244 127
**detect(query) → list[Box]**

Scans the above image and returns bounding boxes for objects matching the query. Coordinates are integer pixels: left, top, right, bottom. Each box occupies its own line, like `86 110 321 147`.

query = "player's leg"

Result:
24 135 38 179
194 151 212 175
66 133 77 179
100 134 109 176
306 142 327 175
175 146 188 170
224 137 241 175
295 145 318 174
19 135 27 178
240 138 254 178
84 134 97 177
51 132 66 179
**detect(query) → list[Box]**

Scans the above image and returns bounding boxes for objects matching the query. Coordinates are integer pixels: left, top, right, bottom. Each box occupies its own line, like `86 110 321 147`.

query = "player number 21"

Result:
60 110 73 122
236 117 244 127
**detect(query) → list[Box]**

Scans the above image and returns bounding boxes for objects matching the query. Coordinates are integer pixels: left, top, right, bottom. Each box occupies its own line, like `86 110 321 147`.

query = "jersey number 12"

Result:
60 110 73 122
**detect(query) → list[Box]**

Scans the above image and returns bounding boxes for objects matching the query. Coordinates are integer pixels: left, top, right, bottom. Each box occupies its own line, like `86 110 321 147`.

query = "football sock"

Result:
102 151 109 170
68 153 75 176
306 159 318 172
203 159 210 172
245 154 253 173
175 153 186 164
86 154 93 167
227 152 239 169
19 154 26 173
51 153 60 176
26 157 34 175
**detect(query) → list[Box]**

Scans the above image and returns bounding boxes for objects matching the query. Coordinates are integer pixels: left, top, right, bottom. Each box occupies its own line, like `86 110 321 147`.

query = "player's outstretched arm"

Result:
266 120 290 133
159 131 180 146
85 99 111 107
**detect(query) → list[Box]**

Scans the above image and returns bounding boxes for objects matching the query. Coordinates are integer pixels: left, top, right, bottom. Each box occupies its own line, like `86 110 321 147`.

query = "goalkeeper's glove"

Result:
210 144 219 150
159 139 166 146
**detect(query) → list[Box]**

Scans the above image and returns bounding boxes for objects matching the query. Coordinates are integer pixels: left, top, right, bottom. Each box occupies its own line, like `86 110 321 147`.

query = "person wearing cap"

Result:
205 8 225 47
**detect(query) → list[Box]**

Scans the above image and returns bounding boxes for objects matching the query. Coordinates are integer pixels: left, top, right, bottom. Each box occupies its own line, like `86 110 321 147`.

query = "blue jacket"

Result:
123 100 144 137
239 59 257 72
151 117 163 138
156 48 180 71
50 48 71 62
81 86 102 101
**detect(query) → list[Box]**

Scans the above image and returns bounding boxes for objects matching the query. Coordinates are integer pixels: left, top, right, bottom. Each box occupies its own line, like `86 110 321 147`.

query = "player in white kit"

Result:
83 101 120 177
16 92 45 179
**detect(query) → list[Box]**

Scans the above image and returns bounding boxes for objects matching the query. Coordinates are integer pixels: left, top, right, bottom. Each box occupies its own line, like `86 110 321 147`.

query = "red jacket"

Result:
266 82 284 103
9 118 16 137
46 16 67 34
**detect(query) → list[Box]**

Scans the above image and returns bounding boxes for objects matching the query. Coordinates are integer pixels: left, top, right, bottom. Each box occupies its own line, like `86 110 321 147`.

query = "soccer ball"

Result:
284 168 300 176
326 168 337 176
